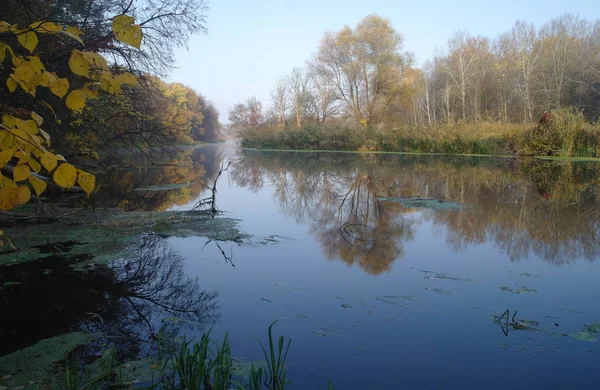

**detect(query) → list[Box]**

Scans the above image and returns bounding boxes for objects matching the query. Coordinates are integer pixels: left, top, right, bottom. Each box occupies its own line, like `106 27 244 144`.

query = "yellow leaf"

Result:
112 15 142 49
41 151 58 172
28 176 47 196
16 118 38 135
66 89 87 113
7 76 18 93
77 170 95 195
16 185 31 205
0 188 18 210
53 163 77 188
0 173 18 189
13 164 30 181
0 148 15 167
28 158 41 173
15 150 30 164
16 30 38 53
81 52 108 70
32 21 63 34
56 154 66 161
49 77 69 98
0 22 9 33
63 25 84 44
69 50 89 78
3 115 17 128
0 42 5 63
81 83 99 99
45 72 58 84
116 72 137 86
31 111 43 126
39 129 51 146
27 56 45 74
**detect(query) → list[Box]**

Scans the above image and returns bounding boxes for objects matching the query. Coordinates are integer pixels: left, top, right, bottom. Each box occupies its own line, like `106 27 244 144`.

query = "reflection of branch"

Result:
202 239 235 267
193 161 232 213
124 296 154 335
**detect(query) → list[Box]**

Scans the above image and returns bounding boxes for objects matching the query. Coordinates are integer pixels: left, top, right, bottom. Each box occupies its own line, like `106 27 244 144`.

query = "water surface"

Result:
3 144 600 388
181 145 600 388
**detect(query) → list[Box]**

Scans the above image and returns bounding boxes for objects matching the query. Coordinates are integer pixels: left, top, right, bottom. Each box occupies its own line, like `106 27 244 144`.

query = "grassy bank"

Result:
241 109 600 158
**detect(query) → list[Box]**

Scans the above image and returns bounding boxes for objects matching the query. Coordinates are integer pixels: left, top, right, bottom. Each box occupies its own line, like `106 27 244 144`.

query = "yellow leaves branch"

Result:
0 15 143 211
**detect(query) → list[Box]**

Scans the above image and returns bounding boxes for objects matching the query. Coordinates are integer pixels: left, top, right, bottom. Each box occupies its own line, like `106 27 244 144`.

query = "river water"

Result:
2 143 600 388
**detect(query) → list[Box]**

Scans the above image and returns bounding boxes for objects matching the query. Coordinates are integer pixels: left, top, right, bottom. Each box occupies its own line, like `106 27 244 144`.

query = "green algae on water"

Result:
0 332 101 388
376 196 471 210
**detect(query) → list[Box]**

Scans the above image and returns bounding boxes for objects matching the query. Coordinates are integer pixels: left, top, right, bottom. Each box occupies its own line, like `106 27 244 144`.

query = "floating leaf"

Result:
16 30 38 53
13 164 30 181
68 50 89 78
66 89 87 113
571 331 598 343
40 151 57 172
28 176 47 196
53 163 77 188
77 170 95 195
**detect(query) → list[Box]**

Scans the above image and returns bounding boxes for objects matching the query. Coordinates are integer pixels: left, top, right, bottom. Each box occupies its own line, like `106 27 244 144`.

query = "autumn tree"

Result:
228 96 264 133
311 14 413 125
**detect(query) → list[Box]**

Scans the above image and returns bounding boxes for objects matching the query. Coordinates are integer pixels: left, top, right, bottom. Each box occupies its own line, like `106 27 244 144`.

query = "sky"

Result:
167 0 599 122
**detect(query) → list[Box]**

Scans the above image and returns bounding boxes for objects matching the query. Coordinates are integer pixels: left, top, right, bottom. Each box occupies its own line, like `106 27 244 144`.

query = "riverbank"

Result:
240 110 600 159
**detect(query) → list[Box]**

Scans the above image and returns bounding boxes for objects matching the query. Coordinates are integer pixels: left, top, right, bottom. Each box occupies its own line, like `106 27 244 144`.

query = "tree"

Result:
0 13 146 220
311 14 412 125
1 0 208 75
271 75 289 128
228 96 264 134
497 21 542 122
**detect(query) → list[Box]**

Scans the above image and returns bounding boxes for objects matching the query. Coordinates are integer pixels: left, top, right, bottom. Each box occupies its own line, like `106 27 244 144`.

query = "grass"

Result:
59 321 328 390
240 109 600 159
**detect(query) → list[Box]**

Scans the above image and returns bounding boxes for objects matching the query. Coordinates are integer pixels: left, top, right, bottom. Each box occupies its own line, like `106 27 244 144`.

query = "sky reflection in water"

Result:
173 145 600 389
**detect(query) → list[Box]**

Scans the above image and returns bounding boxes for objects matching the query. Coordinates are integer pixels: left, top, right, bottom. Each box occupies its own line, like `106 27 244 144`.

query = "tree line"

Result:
0 0 221 214
1 0 221 164
230 14 600 133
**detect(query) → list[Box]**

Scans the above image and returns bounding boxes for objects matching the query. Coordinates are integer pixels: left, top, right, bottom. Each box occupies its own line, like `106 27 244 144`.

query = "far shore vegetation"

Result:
231 14 600 159
240 109 600 158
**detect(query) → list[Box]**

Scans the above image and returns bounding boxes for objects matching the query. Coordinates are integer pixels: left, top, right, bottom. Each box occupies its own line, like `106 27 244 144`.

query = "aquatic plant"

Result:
257 321 291 390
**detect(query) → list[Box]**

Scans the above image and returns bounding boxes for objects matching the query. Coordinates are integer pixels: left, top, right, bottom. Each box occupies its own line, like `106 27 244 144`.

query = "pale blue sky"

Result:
168 0 599 122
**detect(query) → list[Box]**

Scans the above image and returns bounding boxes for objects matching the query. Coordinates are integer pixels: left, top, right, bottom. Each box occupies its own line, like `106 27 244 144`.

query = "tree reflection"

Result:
231 151 600 271
88 145 225 211
0 234 218 361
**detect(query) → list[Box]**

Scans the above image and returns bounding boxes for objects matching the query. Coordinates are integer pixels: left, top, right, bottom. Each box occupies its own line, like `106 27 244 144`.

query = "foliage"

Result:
55 323 317 389
522 108 600 157
256 320 291 390
0 14 144 217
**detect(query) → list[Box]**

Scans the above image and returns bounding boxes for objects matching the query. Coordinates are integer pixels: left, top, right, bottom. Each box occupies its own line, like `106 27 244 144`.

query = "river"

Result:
2 143 600 388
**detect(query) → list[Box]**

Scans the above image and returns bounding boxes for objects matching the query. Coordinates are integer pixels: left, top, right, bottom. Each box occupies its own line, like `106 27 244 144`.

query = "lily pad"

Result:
571 331 598 343
376 196 471 210
584 322 600 334
499 285 539 294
